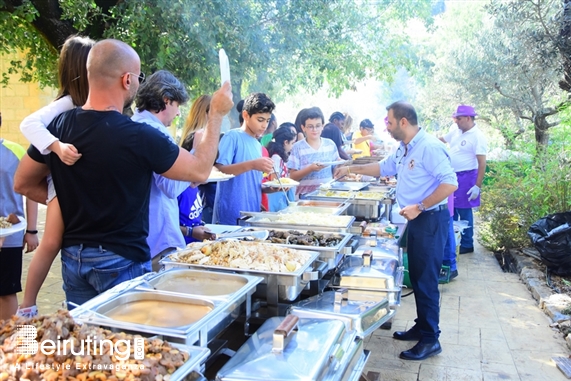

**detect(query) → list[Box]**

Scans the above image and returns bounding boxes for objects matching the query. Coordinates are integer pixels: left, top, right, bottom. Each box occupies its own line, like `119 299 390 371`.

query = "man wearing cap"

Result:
352 119 375 159
440 105 487 254
322 111 350 160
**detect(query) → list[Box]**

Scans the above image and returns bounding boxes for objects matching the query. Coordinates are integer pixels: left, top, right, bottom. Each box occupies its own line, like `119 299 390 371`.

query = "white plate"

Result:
263 179 300 188
0 218 26 238
317 160 349 167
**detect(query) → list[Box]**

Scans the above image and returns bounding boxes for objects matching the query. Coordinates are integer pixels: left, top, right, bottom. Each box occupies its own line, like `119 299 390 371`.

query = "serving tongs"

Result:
273 168 297 206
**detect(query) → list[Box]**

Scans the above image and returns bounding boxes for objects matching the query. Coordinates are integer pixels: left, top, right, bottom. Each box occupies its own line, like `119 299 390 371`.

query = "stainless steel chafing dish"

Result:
71 270 262 346
331 250 404 308
161 343 210 381
161 247 324 303
236 227 354 271
280 199 351 215
305 189 394 221
216 315 369 381
288 289 394 338
238 211 356 233
320 180 371 191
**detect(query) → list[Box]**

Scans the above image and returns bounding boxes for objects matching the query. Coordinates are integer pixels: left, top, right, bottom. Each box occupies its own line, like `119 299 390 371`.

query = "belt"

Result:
428 204 448 212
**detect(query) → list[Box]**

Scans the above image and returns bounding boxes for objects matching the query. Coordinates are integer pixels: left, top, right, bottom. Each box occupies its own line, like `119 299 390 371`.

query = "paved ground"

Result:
19 204 570 380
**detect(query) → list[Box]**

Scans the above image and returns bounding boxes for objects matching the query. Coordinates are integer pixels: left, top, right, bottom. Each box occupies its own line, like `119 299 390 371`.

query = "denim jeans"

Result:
442 216 457 271
454 207 474 249
61 244 148 308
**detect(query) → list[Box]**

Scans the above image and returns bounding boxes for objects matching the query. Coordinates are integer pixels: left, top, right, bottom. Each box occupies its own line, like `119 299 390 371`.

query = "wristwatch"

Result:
417 202 426 212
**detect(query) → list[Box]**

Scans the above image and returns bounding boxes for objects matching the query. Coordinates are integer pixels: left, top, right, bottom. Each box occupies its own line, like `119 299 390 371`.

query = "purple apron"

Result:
454 169 480 208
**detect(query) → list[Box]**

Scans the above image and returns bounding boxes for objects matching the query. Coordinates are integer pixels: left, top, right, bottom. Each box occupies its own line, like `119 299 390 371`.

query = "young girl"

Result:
265 124 297 211
178 95 216 243
17 35 95 317
288 107 340 198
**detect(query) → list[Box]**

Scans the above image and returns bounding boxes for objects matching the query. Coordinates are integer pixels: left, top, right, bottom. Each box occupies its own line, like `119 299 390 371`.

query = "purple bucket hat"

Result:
452 105 477 117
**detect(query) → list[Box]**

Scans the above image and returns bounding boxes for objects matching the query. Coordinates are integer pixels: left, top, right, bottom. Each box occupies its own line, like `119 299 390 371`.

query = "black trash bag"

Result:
528 212 571 275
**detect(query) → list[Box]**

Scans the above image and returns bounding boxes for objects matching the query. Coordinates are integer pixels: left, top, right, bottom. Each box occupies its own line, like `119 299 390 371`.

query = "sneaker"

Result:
438 266 451 284
16 305 38 318
449 270 458 280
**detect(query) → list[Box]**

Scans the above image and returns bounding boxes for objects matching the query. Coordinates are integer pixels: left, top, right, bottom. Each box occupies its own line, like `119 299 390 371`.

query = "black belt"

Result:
428 204 448 212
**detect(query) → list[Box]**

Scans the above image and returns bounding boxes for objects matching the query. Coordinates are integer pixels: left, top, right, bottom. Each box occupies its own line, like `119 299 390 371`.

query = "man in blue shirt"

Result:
335 101 458 361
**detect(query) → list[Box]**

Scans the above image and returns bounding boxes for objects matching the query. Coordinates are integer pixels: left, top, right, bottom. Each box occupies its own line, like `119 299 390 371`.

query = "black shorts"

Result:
0 246 23 296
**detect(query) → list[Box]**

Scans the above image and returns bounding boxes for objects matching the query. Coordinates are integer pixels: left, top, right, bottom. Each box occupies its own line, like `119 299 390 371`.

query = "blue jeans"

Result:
442 216 457 271
61 244 148 308
407 208 449 341
454 207 474 249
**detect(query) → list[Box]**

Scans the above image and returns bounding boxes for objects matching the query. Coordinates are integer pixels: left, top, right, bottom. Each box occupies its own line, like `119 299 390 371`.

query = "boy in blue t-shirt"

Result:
213 93 277 225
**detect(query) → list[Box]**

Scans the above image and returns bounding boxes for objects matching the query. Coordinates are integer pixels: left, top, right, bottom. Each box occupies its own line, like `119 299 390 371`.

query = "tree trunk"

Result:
534 115 550 155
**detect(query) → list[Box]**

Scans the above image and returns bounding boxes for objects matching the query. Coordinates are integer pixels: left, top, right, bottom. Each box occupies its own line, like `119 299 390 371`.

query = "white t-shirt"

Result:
443 124 487 172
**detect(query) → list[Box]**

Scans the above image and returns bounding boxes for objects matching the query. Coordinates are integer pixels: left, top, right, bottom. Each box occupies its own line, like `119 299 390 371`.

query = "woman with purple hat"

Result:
440 105 488 254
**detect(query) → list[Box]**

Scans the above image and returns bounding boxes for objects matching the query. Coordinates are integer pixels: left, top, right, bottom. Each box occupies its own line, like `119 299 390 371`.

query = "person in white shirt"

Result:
440 105 487 254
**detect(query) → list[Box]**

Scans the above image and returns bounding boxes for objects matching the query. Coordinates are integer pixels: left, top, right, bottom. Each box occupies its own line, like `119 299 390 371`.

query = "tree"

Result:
1 0 435 107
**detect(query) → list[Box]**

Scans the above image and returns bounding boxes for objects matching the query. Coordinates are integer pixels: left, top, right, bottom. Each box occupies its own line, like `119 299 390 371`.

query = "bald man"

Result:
14 39 233 307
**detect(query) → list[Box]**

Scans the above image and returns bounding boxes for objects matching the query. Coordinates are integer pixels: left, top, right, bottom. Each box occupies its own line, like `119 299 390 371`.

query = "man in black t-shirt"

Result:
14 39 233 306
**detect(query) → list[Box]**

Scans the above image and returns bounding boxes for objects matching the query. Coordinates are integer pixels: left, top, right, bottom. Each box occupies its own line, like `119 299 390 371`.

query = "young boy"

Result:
288 107 340 198
213 93 276 225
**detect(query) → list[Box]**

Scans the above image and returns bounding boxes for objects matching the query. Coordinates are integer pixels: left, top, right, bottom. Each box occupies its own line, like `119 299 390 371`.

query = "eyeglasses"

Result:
304 124 322 131
122 72 146 83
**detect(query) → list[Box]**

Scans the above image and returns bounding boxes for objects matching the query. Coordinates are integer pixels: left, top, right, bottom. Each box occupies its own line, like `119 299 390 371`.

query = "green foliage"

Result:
0 0 58 87
478 121 571 252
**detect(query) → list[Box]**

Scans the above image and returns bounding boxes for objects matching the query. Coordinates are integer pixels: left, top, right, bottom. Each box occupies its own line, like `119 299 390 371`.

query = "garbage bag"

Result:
528 212 571 275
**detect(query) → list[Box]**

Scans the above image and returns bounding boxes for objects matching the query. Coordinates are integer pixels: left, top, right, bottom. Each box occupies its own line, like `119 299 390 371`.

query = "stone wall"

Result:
0 52 57 146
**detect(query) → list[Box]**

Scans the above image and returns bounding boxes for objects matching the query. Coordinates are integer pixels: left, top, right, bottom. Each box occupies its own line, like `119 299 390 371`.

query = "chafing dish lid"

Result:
338 253 398 278
289 290 389 337
216 317 347 381
353 243 399 259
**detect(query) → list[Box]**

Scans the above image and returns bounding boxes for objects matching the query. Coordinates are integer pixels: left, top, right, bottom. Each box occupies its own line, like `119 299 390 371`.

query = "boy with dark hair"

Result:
213 93 276 225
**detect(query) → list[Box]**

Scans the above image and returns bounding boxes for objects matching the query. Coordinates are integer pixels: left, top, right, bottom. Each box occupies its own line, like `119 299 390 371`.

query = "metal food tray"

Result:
305 190 392 221
320 181 371 191
162 249 323 302
166 343 210 381
238 213 356 233
237 227 354 271
71 270 261 346
280 201 351 215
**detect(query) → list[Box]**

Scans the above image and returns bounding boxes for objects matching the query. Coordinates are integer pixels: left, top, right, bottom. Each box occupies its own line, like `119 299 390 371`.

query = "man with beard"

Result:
14 39 233 306
334 101 457 361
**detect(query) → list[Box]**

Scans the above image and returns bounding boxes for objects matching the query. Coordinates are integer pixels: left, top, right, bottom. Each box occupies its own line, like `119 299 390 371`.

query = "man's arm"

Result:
161 82 233 183
475 154 486 187
400 183 458 221
289 163 324 181
13 154 50 204
23 197 39 253
334 162 381 178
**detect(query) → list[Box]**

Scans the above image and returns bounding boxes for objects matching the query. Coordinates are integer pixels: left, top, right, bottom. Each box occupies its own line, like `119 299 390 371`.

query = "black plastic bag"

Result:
528 212 571 275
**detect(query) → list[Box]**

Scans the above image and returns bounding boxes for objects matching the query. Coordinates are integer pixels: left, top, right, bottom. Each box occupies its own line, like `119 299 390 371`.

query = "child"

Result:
288 107 340 198
265 124 297 211
213 93 276 225
17 35 95 317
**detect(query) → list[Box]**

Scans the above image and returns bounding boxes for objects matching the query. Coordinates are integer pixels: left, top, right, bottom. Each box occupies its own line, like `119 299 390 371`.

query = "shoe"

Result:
449 270 458 280
399 340 442 360
393 328 422 341
16 305 38 318
438 266 450 284
459 246 474 254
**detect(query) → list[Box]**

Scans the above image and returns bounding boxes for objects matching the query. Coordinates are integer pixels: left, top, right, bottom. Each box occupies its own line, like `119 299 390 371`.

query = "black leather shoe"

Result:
449 270 458 280
399 340 442 361
393 328 422 341
459 246 474 254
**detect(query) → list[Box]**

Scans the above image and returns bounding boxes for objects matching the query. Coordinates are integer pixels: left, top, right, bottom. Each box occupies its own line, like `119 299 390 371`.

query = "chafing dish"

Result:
237 227 354 270
288 289 394 338
164 343 211 381
320 181 371 191
280 199 351 215
162 247 323 303
72 270 262 346
331 251 404 308
305 189 393 221
216 315 369 381
238 212 356 233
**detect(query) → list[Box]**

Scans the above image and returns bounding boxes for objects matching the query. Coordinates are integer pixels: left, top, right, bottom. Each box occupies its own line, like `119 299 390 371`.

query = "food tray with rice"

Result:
262 178 300 188
0 310 210 381
207 167 234 182
162 240 323 302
